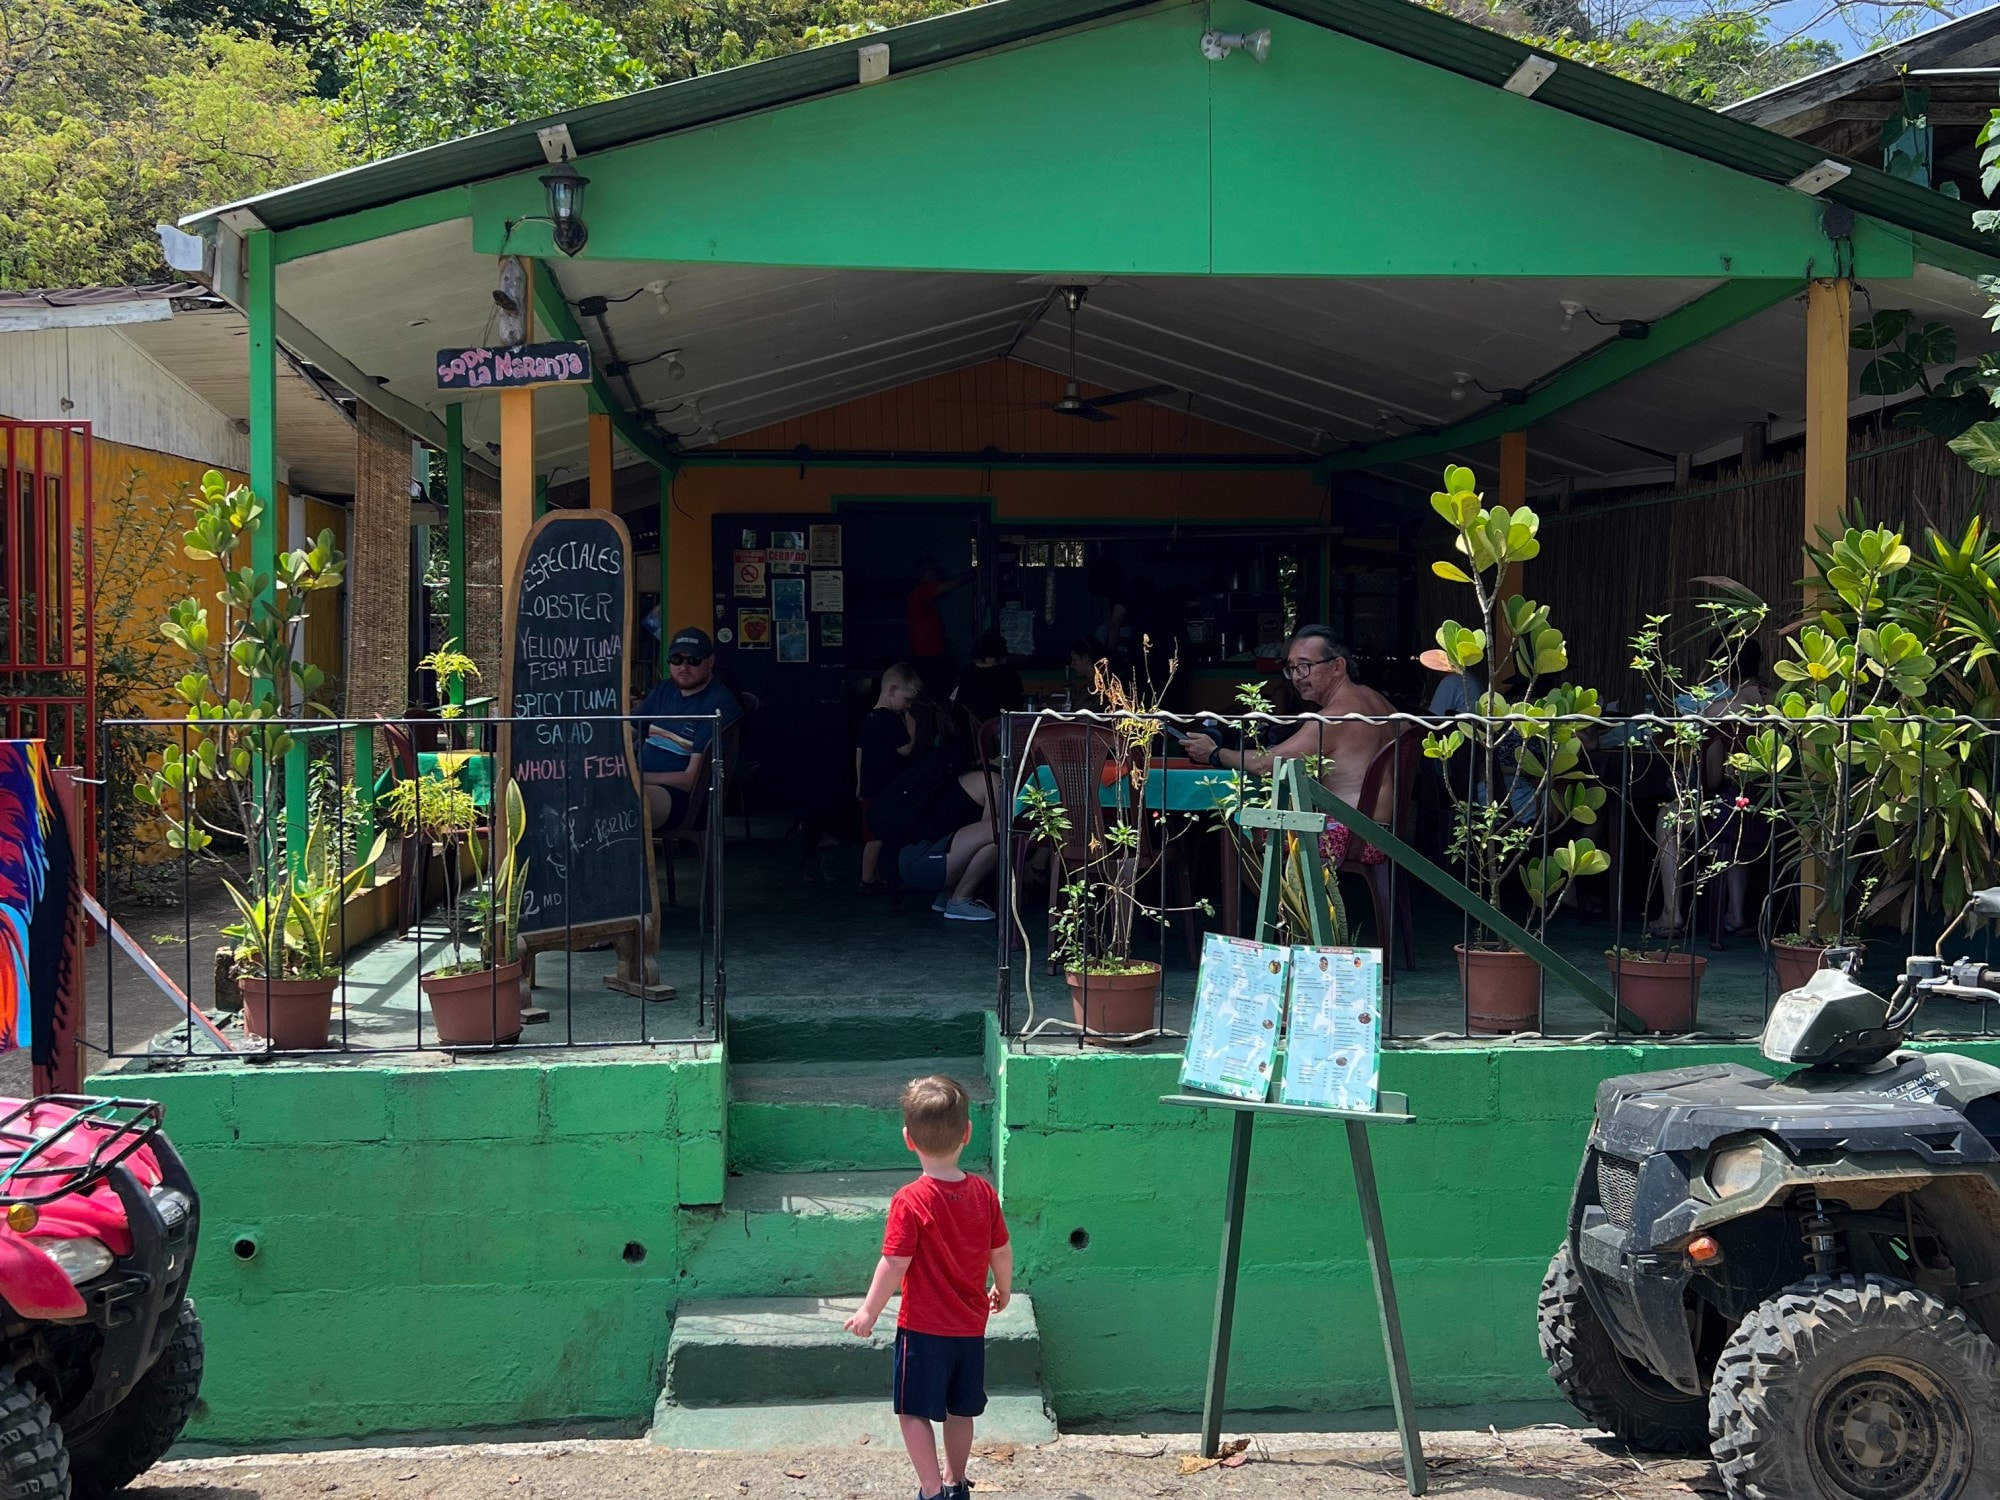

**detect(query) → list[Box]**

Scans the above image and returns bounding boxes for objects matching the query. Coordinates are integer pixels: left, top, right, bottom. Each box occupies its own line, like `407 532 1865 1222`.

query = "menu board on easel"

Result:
501 512 664 993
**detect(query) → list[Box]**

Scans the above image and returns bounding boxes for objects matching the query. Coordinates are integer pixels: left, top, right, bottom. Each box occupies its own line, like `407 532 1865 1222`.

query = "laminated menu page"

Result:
1180 933 1289 1102
1279 947 1382 1112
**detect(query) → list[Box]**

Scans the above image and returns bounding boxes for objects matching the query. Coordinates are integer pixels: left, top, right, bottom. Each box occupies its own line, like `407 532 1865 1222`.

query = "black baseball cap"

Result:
668 627 714 660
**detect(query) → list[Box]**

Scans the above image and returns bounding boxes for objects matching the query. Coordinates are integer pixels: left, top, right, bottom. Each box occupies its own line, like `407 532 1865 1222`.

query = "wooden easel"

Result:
1161 758 1426 1496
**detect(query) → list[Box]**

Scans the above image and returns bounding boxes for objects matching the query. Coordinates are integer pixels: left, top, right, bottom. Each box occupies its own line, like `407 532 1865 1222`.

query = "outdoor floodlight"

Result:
1502 55 1556 96
1201 28 1270 62
1786 159 1852 197
540 161 591 257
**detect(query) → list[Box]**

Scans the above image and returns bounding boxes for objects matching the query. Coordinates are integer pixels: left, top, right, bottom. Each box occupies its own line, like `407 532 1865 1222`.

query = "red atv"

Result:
0 1097 201 1498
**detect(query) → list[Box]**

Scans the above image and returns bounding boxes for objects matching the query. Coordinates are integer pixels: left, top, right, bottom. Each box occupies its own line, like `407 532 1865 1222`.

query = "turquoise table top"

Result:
1021 763 1239 813
375 750 494 808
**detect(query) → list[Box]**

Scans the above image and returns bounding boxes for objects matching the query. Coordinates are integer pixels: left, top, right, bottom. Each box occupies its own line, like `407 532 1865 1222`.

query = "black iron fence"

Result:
95 713 723 1060
992 707 2000 1048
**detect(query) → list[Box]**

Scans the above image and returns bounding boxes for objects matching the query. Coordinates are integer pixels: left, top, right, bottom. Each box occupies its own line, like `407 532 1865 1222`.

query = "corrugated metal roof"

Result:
184 0 2000 260
1723 5 2000 130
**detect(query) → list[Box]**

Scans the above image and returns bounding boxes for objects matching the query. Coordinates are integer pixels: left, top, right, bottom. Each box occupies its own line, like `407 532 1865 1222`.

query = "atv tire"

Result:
1537 1243 1708 1454
0 1370 69 1500
68 1300 203 1500
1709 1275 2000 1500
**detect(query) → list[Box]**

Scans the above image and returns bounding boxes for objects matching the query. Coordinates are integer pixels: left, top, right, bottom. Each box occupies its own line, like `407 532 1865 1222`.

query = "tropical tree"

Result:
0 0 339 287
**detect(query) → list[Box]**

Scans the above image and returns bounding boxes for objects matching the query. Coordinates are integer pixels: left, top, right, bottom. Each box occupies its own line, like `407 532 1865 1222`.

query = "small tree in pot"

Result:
1018 658 1204 1043
1611 599 1768 1031
380 773 528 1047
1423 465 1608 1032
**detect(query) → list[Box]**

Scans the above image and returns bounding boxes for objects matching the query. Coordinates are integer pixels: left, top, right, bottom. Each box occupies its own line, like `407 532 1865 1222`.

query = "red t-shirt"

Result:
882 1172 1009 1337
907 581 947 659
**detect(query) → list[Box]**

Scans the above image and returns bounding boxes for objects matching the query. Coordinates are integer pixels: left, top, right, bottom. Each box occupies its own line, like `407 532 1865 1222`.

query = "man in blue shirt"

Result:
635 627 741 832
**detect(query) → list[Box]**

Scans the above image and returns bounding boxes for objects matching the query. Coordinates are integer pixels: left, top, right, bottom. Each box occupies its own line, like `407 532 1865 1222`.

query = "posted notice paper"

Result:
1279 947 1382 1113
1180 933 1289 1102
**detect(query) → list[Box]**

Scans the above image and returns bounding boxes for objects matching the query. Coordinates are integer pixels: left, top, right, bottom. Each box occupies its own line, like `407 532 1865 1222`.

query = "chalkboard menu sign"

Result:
501 511 656 945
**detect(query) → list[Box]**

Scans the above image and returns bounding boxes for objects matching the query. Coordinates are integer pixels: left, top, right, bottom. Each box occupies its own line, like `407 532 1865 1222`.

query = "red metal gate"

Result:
0 420 95 787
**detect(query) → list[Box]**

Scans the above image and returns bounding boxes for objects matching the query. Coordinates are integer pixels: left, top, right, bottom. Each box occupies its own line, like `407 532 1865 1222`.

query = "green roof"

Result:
190 0 2000 260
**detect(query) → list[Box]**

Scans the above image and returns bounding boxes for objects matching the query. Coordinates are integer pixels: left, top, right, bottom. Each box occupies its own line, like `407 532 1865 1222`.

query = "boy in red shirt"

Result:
844 1076 1012 1500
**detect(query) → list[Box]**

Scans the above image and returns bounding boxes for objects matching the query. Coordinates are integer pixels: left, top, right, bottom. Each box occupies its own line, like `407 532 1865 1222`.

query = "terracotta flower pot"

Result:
240 974 338 1051
1607 952 1705 1034
1067 963 1161 1046
1771 940 1830 995
421 961 525 1047
1457 945 1542 1034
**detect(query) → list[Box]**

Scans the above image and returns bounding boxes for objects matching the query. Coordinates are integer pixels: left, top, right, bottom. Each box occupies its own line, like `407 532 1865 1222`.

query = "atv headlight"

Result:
27 1237 114 1285
1708 1143 1769 1199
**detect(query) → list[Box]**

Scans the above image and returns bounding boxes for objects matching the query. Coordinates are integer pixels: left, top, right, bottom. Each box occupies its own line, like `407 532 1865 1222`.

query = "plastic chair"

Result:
723 692 762 842
1337 729 1423 971
658 718 736 932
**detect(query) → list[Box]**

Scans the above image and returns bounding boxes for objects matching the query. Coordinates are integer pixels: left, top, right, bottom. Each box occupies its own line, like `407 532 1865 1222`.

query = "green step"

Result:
728 1058 992 1173
679 1170 904 1300
727 1011 990 1064
650 1392 1056 1450
662 1294 1043 1406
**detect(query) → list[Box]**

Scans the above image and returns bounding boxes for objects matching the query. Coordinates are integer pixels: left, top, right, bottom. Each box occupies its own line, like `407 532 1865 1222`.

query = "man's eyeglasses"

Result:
1282 656 1333 678
668 654 704 667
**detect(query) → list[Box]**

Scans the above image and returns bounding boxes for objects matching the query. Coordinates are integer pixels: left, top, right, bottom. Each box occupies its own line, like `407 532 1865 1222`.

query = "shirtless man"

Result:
1181 627 1398 827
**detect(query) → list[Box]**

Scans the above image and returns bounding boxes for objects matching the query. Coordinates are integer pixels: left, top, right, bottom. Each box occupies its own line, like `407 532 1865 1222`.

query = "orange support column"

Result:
1800 277 1851 937
588 409 614 509
500 264 536 615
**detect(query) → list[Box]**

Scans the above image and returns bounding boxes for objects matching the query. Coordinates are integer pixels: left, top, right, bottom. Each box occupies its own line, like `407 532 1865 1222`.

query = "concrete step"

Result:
650 1391 1057 1450
728 1058 993 1172
679 1170 904 1300
728 1011 990 1064
662 1293 1043 1407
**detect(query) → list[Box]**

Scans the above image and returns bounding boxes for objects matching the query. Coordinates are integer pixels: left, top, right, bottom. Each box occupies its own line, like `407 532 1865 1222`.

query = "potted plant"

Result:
381 773 528 1047
1730 523 1970 990
1019 657 1203 1043
1608 601 1769 1031
132 470 346 1012
1422 464 1609 1033
223 818 386 1049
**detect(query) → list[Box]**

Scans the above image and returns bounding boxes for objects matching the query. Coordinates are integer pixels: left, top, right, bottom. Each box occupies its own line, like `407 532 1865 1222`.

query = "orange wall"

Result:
661 361 1324 635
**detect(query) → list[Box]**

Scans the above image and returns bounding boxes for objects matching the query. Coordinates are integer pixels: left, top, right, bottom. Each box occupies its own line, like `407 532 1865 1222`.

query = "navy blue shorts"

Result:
893 1328 986 1421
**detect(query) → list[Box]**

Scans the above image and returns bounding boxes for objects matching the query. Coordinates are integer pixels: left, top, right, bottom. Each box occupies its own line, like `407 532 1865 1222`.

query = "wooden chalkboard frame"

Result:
499 510 670 1001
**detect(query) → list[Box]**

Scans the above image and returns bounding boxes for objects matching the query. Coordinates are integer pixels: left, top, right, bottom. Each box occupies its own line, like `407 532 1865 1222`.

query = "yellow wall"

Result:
89 437 348 721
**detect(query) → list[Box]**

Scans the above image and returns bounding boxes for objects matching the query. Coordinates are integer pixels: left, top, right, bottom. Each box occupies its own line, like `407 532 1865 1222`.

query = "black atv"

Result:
1540 890 2000 1500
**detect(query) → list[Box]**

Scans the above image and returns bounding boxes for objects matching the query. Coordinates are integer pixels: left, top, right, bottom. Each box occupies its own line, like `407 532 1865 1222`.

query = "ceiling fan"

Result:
1032 286 1174 422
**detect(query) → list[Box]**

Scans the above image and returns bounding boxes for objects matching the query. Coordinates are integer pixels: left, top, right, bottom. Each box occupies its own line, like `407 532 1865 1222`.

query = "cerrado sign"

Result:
437 341 592 391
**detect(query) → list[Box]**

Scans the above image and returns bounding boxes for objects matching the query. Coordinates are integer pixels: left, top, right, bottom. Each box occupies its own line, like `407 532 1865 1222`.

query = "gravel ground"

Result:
130 1430 1719 1500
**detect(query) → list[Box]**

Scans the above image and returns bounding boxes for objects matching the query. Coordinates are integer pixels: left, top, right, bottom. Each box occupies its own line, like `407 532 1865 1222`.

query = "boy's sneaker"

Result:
945 1484 973 1500
932 890 952 913
943 898 996 922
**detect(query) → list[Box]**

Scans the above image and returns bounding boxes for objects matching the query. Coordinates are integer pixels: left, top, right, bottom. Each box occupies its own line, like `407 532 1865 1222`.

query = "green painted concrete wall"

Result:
92 1055 724 1441
94 1037 2000 1441
995 1039 2000 1419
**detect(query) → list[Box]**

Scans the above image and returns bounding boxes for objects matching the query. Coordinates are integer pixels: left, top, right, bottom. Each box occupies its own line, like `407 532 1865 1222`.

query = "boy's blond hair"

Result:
880 662 923 695
902 1075 970 1155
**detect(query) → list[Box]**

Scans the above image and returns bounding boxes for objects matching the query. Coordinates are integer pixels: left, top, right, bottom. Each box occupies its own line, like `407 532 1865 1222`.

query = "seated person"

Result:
635 627 741 832
897 800 999 923
955 630 1025 725
1181 627 1396 865
857 663 923 892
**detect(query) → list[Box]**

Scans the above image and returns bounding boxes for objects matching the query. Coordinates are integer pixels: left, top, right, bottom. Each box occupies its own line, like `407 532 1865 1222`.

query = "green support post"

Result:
247 229 307 877
534 475 548 519
446 404 467 700
352 726 376 861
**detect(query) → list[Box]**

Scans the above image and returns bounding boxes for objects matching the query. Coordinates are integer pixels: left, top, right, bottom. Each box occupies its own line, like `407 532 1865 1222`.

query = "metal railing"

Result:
95 712 724 1060
992 707 2000 1047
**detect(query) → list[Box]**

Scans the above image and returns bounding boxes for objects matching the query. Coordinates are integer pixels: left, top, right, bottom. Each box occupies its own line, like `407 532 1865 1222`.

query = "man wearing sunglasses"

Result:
1180 626 1398 851
635 627 742 832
